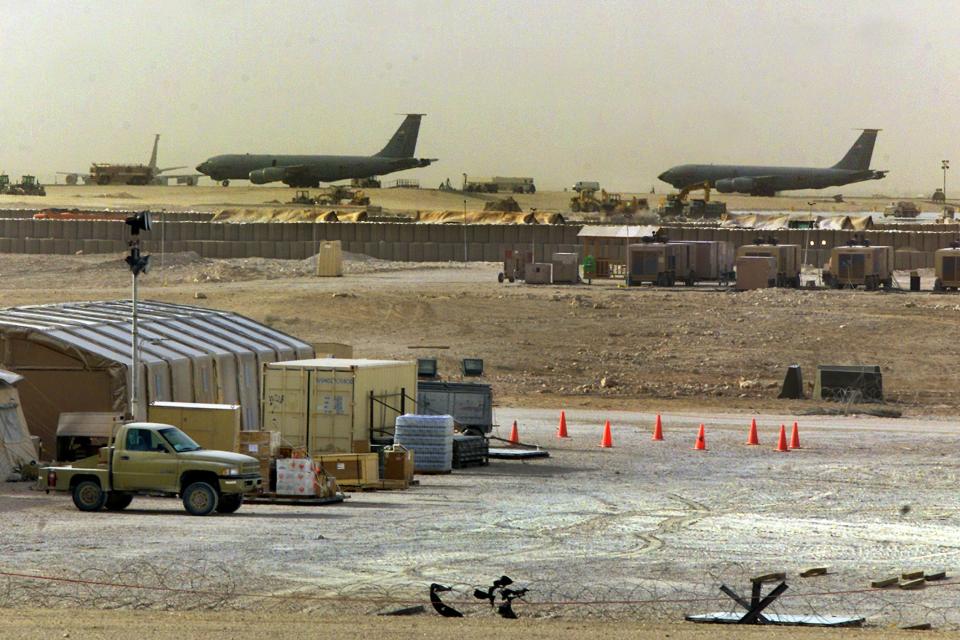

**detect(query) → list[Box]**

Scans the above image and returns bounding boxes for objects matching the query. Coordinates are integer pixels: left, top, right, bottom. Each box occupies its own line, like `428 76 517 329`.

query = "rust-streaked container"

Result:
261 359 417 454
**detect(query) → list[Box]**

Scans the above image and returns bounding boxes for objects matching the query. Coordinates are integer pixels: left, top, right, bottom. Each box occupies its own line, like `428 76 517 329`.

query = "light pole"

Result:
943 160 950 200
124 212 152 419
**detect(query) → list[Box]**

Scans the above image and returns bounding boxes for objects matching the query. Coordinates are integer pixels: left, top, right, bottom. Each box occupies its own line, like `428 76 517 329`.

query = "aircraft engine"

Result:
732 177 755 193
249 167 287 185
715 179 735 193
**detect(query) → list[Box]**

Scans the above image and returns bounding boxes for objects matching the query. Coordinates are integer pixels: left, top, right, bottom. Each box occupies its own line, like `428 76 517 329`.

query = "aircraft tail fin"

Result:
832 129 879 171
148 134 160 170
375 114 424 158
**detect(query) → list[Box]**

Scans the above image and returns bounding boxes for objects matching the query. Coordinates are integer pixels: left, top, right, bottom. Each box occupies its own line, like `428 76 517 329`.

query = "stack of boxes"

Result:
238 431 280 489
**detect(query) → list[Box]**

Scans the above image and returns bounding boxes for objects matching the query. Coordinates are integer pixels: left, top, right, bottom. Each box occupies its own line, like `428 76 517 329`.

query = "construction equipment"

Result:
932 188 946 203
883 201 921 217
658 181 711 217
351 177 381 189
349 189 370 206
569 188 601 212
0 174 9 194
314 185 367 205
6 175 46 196
290 190 316 205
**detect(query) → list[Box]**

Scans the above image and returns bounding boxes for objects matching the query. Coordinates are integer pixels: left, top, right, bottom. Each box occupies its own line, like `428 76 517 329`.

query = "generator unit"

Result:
673 240 735 284
934 245 960 291
823 243 894 290
626 242 694 286
735 240 801 288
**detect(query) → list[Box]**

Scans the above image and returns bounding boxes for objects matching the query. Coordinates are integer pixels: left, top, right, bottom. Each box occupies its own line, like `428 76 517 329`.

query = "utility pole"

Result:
124 212 152 419
943 160 950 200
463 199 468 263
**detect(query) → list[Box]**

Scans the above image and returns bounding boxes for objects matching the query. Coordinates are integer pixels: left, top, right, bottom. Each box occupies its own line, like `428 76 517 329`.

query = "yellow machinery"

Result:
571 189 646 214
658 181 711 216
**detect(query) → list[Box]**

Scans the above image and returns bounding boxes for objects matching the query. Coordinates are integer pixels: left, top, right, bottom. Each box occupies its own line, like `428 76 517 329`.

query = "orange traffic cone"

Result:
652 414 664 441
599 420 613 448
790 421 801 449
746 417 759 445
776 424 789 452
557 411 570 439
693 424 707 450
508 420 520 445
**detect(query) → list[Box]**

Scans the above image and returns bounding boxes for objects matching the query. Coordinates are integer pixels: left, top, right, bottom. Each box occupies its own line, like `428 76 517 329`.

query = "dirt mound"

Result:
88 192 139 199
211 208 368 223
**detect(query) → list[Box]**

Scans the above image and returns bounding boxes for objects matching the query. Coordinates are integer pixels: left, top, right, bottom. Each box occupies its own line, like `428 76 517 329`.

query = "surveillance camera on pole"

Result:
125 211 151 420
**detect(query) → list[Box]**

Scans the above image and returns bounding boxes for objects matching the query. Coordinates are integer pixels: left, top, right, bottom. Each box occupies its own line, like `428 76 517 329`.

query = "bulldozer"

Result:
349 189 370 206
290 190 317 205
314 185 354 205
7 175 46 196
569 188 601 212
658 181 711 217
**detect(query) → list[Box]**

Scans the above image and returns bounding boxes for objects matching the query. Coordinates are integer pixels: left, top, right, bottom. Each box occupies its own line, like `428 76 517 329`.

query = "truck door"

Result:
112 428 178 492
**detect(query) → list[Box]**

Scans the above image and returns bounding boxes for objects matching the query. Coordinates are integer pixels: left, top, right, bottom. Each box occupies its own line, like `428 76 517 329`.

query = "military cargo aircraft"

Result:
195 114 436 187
658 129 887 196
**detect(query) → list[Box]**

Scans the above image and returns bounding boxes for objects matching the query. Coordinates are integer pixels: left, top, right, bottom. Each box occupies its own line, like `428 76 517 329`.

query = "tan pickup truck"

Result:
39 422 261 516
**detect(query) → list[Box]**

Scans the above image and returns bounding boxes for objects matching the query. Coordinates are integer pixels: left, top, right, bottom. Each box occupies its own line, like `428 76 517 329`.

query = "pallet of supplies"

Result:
315 453 379 488
275 458 316 496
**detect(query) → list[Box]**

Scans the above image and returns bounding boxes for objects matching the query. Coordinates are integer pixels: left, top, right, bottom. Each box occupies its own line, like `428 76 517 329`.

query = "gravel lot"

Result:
4 408 959 627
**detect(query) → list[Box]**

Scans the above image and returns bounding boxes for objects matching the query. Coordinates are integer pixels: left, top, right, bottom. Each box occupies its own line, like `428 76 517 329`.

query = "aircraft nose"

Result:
658 169 672 182
196 162 208 173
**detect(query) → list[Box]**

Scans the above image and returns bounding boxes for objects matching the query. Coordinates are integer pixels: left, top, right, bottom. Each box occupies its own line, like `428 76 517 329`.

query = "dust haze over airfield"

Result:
0 0 957 194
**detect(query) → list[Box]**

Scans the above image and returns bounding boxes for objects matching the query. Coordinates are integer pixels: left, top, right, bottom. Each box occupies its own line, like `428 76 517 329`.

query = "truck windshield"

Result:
158 428 202 453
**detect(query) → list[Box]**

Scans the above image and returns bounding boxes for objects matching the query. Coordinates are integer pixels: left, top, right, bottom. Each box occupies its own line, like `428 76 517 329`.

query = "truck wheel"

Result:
104 492 133 511
498 272 505 283
72 480 106 512
216 494 243 514
221 179 230 187
182 482 219 516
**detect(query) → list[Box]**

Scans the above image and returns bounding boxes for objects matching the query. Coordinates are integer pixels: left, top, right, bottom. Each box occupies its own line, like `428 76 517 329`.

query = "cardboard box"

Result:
383 446 415 482
275 458 316 496
315 453 379 485
238 430 280 460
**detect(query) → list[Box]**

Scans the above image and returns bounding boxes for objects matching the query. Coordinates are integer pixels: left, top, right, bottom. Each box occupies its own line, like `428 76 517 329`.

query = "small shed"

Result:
0 300 314 452
578 225 661 278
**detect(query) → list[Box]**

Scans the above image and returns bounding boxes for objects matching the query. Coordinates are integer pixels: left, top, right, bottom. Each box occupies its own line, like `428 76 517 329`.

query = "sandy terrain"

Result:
4 609 954 640
3 253 960 631
0 252 957 415
3 409 960 630
0 184 947 215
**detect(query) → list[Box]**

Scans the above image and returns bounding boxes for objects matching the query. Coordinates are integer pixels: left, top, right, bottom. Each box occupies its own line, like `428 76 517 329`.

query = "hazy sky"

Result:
2 0 958 194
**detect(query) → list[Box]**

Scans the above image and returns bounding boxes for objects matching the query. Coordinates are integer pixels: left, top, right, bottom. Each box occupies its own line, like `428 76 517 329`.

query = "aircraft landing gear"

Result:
221 179 230 187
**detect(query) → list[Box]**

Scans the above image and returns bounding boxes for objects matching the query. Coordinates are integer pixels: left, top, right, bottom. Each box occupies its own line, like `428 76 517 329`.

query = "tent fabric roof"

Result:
577 225 660 239
0 300 313 368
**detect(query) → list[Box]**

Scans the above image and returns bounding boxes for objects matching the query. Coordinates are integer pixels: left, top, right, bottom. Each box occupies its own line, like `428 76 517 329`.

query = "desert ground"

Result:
2 251 960 634
0 183 951 216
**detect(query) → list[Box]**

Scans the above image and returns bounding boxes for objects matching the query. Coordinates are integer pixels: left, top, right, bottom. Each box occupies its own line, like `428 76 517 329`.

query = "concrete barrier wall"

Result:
0 218 946 267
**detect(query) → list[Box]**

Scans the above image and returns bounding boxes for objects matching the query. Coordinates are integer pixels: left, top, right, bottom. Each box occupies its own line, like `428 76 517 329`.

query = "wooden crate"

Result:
315 453 379 485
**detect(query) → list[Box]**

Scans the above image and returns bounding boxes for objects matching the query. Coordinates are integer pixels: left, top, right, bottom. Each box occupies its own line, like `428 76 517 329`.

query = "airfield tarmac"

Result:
0 184 946 216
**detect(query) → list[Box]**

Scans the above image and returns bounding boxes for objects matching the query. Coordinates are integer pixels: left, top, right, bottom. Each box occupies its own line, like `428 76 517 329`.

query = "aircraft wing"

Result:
157 166 188 173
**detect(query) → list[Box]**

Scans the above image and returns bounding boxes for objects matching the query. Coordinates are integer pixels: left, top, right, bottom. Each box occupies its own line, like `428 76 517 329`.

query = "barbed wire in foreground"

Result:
2 561 959 629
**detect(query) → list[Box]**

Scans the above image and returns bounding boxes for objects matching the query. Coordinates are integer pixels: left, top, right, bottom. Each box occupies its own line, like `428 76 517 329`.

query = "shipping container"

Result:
261 359 417 455
735 244 801 287
626 243 693 286
147 402 242 452
823 245 893 290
